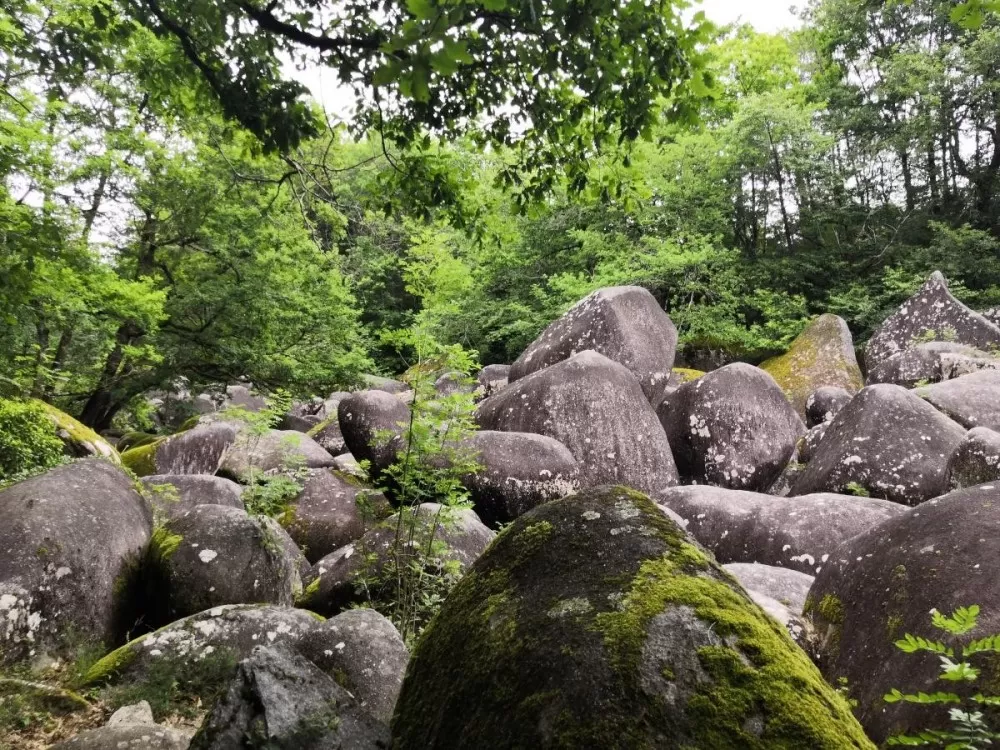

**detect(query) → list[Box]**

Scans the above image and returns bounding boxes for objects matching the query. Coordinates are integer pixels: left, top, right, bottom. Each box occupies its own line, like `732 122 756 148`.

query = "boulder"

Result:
765 460 807 497
0 460 151 665
122 422 238 478
805 386 852 428
189 646 388 750
360 374 410 395
223 384 267 412
984 306 1000 327
307 416 347 456
946 426 1000 488
35 400 120 464
434 370 474 396
476 364 510 399
667 367 705 387
333 452 365 479
52 723 192 750
390 485 872 748
141 475 244 520
660 486 903 575
218 429 335 480
338 390 410 481
760 314 864 419
297 609 409 725
790 384 966 505
722 563 814 618
80 605 320 690
658 363 805 491
509 285 678 404
300 504 493 617
915 370 1000 430
865 271 1000 371
476 350 679 499
798 422 828 463
806 483 1000 743
462 430 580 526
281 469 388 563
153 505 304 619
867 341 997 388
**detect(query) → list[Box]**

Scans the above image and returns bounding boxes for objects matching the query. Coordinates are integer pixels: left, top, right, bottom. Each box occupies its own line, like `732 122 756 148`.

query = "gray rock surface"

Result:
805 386 853 427
946 426 1000 488
722 562 814 617
790 383 966 504
661 485 903 574
189 646 388 749
0 460 151 665
462 430 579 526
658 363 806 491
307 416 348 456
476 350 679 499
806 482 1000 743
865 271 1000 371
476 364 510 399
298 608 409 725
223 385 267 412
509 285 678 404
141 475 244 520
301 504 493 616
156 505 304 619
51 723 192 749
915 369 1000 430
360 374 410 395
338 390 410 481
867 341 997 388
799 422 828 463
282 469 388 563
390 485 871 748
219 429 335 480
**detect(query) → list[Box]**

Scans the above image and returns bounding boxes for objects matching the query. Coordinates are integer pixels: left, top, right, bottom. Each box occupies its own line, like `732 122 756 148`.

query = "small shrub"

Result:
884 605 1000 748
0 397 66 486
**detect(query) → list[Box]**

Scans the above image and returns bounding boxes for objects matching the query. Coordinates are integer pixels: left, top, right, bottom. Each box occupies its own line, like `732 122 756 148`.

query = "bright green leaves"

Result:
933 605 981 636
950 0 1000 28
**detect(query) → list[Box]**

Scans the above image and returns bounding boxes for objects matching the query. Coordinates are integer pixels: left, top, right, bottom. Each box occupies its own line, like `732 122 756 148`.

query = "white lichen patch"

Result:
547 597 593 618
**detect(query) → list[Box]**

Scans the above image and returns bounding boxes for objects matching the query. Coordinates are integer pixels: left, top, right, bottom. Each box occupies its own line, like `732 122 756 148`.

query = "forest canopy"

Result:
2 0 1000 431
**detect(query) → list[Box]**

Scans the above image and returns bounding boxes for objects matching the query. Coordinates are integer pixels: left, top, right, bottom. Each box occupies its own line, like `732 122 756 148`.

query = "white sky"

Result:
292 0 803 114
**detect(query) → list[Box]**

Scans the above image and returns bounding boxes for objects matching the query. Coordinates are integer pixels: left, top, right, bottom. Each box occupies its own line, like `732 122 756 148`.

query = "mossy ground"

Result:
392 485 873 749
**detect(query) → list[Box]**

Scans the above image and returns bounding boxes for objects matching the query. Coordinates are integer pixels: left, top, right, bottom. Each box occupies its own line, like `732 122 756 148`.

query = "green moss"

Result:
814 594 845 625
306 415 337 437
297 576 323 607
120 440 163 476
81 637 146 684
176 415 202 432
149 525 183 563
671 367 705 384
34 400 121 464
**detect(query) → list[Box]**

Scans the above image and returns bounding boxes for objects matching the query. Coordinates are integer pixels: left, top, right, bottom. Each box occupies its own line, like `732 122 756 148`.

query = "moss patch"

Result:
35 400 121 464
671 367 706 384
120 440 164 476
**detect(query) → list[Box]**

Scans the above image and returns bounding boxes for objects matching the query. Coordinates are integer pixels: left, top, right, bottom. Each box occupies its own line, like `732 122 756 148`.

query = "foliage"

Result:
884 605 1000 748
0 398 67 486
353 332 482 642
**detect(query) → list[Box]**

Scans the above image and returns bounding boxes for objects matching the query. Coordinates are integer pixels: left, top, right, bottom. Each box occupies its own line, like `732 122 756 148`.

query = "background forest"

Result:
4 0 1000 432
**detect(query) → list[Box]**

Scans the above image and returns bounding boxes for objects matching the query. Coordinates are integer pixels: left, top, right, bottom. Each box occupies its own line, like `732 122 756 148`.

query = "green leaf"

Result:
406 0 436 20
894 634 953 656
932 605 979 636
937 657 979 682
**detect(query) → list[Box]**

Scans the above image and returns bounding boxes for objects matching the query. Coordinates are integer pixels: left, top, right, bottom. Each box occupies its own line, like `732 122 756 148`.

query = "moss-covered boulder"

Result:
121 422 238 478
805 482 1000 743
390 485 873 749
509 285 678 405
760 314 863 419
0 460 151 666
35 400 120 464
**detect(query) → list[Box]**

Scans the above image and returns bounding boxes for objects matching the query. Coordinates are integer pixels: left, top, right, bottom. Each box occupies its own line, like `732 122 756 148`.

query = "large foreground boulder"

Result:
190 646 388 749
153 505 304 620
297 609 409 725
806 483 1000 742
338 390 410 481
509 286 678 404
462 430 580 526
790 384 966 505
865 271 1000 371
391 486 872 748
760 314 863 418
476 350 679 499
915 370 1000 430
0 460 151 665
947 426 1000 488
658 363 805 491
300 504 494 616
660 486 903 575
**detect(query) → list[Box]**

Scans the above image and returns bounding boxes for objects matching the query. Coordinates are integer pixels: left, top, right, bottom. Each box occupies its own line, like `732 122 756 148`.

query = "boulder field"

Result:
6 271 1000 747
